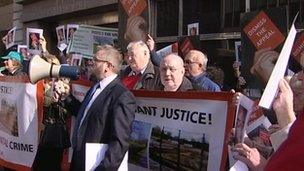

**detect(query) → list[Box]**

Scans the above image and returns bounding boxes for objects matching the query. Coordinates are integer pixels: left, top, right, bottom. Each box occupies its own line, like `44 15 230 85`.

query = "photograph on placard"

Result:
17 45 29 60
234 94 254 144
56 25 66 45
2 35 7 49
71 53 82 66
6 27 16 49
234 41 242 62
187 23 199 36
67 24 79 42
26 28 43 55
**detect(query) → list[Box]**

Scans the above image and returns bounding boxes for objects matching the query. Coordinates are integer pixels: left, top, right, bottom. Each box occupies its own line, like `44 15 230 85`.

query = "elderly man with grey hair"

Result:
184 50 221 92
160 53 193 91
120 40 162 90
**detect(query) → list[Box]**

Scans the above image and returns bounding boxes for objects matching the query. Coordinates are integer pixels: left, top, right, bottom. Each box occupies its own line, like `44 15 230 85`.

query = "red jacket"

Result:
265 112 304 171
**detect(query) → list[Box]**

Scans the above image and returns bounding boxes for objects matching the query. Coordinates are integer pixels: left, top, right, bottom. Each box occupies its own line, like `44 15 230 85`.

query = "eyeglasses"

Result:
93 57 108 63
184 59 201 65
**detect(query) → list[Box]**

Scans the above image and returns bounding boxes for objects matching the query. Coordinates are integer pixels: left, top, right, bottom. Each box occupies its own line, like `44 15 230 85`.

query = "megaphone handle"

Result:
50 63 54 78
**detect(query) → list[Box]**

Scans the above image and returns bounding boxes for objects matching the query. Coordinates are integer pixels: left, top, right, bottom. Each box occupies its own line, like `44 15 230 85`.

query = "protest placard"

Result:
67 25 118 58
69 80 235 171
243 11 285 50
240 7 287 89
17 45 29 60
5 27 16 49
0 76 43 170
259 23 297 109
156 42 178 60
56 25 66 46
26 28 43 55
188 22 199 36
67 24 79 43
129 91 234 171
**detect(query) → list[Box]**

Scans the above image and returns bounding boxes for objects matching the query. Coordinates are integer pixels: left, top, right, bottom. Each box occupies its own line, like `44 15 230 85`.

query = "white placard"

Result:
259 24 297 109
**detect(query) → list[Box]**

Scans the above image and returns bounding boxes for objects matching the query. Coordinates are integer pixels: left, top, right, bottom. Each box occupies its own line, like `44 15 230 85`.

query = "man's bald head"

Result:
160 54 185 91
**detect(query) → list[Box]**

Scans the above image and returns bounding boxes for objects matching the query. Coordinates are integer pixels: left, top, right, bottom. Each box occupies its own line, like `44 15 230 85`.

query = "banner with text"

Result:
130 91 234 171
0 77 43 170
69 81 234 171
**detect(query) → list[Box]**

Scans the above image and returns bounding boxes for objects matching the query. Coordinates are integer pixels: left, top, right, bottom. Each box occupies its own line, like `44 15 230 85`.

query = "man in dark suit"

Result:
56 45 136 171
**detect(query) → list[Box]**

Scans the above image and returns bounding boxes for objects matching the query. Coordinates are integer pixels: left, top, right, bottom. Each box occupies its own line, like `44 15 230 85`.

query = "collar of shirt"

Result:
190 72 206 82
129 64 148 76
98 74 118 91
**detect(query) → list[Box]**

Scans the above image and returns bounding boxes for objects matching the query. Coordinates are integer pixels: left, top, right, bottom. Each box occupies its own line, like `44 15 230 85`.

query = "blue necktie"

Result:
72 83 100 148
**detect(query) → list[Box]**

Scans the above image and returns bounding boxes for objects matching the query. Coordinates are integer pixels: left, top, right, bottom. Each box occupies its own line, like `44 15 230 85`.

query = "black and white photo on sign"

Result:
56 25 66 44
6 27 16 49
17 45 29 60
2 35 7 48
187 23 199 36
67 24 79 42
71 53 82 66
26 28 43 55
234 94 254 144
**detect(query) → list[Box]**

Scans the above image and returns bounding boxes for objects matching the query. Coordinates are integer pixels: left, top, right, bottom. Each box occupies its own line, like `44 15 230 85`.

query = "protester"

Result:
231 79 303 170
146 34 162 66
0 51 26 76
159 53 193 91
33 55 71 171
120 40 162 90
184 50 221 91
61 45 136 171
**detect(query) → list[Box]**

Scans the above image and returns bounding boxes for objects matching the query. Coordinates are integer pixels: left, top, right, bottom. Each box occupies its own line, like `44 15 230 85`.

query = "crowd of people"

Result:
0 26 303 171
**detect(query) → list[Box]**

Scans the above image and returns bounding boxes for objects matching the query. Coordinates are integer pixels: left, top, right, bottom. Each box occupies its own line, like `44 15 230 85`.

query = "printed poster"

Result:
0 77 43 170
26 28 43 55
243 11 285 50
69 81 234 171
129 91 234 171
188 22 199 36
67 25 118 58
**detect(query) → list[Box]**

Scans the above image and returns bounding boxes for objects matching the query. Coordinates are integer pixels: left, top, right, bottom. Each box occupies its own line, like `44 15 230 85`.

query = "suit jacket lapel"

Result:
77 78 120 136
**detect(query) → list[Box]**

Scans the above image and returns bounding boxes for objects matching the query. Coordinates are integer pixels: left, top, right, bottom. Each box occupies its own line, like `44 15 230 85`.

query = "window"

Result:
156 0 179 37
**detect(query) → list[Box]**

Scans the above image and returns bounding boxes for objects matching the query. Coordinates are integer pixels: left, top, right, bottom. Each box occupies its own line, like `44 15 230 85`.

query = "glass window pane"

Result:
183 0 221 34
157 0 179 37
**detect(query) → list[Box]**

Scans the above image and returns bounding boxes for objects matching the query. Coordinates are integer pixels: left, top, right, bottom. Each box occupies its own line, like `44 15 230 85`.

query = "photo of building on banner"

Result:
0 77 43 170
128 91 234 171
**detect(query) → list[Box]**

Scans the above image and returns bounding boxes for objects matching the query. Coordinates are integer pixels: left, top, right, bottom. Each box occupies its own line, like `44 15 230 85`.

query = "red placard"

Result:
243 11 285 50
120 0 147 17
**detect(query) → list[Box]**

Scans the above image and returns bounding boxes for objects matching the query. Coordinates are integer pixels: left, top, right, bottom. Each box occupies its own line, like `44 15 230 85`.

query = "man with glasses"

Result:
160 54 193 91
184 50 221 92
58 45 136 171
120 40 162 90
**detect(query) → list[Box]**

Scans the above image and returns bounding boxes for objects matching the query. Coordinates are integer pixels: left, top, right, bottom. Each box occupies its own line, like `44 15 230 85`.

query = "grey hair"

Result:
96 45 123 73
